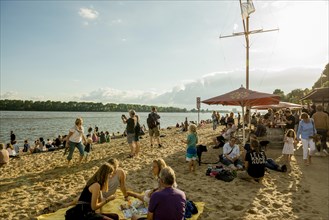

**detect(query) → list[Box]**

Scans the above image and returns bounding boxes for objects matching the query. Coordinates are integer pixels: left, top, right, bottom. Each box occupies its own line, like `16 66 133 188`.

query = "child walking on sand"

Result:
182 124 198 173
84 134 93 162
282 129 297 165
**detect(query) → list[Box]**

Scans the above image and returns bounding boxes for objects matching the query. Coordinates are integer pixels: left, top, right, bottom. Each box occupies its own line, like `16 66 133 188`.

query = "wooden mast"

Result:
220 0 279 90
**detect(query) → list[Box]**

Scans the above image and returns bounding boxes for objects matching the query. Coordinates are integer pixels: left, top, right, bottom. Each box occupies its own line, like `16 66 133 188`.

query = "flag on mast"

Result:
241 0 255 19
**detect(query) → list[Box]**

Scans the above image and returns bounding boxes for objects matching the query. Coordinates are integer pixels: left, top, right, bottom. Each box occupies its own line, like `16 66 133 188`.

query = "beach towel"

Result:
37 190 205 220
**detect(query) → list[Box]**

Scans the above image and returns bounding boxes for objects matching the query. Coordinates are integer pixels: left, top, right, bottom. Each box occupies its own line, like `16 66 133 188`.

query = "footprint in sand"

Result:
260 199 270 206
231 204 244 211
272 202 283 209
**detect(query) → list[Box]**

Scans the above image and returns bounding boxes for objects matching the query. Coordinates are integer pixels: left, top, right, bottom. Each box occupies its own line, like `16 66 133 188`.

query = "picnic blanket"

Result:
37 190 204 220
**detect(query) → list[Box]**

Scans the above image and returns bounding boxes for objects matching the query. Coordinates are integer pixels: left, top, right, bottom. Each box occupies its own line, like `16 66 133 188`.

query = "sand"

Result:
0 124 328 220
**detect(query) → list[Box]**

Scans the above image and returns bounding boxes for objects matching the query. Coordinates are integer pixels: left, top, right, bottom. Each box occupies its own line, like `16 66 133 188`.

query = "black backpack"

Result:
147 114 157 129
215 170 236 182
135 122 141 136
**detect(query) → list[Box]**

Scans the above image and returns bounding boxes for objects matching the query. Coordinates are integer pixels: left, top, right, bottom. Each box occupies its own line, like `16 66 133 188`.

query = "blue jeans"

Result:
221 157 243 168
67 141 85 161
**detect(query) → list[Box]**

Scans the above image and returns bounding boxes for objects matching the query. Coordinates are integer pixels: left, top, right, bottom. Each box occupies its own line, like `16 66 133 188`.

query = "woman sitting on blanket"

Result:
102 158 129 200
64 158 129 209
126 158 167 204
65 163 119 220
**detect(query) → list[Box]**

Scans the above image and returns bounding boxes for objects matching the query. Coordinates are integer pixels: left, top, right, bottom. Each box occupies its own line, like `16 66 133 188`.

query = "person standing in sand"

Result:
182 124 198 173
122 110 137 158
312 105 329 155
282 129 297 166
65 163 119 220
297 112 317 166
66 117 87 165
134 114 141 157
10 130 16 145
147 107 162 148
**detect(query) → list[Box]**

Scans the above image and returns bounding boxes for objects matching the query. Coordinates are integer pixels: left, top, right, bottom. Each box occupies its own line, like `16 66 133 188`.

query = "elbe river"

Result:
0 111 213 146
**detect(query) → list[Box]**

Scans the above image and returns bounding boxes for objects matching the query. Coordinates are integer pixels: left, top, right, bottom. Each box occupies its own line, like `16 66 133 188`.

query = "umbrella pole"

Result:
242 106 245 145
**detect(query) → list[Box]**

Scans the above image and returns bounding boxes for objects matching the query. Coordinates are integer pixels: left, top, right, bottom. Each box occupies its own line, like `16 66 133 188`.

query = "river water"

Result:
0 111 212 146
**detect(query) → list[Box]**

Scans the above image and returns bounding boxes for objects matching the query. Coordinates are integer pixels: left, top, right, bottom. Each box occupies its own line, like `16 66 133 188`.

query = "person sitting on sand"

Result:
127 158 167 206
213 123 236 149
220 136 243 170
238 140 267 183
6 143 18 157
66 117 87 165
65 163 119 220
12 140 20 155
146 166 186 220
0 143 10 167
23 140 30 152
102 158 129 200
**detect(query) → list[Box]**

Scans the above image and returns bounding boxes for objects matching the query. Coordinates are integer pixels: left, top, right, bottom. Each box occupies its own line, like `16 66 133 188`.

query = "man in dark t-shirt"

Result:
238 140 267 182
245 150 267 178
284 110 296 130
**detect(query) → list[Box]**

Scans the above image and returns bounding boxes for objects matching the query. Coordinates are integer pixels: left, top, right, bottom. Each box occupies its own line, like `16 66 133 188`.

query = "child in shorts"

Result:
182 124 198 173
84 134 93 162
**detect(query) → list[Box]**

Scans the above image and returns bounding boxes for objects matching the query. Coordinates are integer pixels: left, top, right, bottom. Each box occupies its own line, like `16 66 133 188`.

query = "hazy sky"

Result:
1 1 328 109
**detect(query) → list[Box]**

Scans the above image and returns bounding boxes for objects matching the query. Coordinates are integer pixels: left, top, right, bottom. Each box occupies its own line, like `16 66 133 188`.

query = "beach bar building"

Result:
300 87 329 111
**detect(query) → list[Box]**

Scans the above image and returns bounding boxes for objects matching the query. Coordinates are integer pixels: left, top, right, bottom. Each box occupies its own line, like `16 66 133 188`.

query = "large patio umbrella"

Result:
202 86 280 143
251 101 303 110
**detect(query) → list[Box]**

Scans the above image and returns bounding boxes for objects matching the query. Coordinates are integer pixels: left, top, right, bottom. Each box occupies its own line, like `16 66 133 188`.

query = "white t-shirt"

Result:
223 143 240 158
69 126 84 143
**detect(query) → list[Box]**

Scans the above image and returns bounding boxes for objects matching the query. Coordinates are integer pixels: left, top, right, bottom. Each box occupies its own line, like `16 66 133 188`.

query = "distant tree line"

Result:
0 100 188 112
273 63 329 104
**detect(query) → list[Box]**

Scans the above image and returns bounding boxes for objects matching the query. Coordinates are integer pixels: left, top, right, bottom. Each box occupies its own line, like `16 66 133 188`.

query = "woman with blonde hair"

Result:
183 124 198 173
127 158 167 204
66 117 87 165
297 112 317 165
65 163 119 220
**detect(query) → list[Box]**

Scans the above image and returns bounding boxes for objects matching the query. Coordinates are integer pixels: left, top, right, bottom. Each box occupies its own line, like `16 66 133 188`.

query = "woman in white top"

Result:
66 117 87 165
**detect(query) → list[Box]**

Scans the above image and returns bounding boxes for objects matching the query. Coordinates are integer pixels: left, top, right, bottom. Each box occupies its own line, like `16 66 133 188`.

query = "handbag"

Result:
219 146 235 162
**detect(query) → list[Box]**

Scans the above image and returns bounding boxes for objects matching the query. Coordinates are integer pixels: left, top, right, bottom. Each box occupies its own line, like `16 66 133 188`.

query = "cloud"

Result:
79 8 99 20
75 67 320 109
78 88 158 104
1 68 320 110
0 91 20 99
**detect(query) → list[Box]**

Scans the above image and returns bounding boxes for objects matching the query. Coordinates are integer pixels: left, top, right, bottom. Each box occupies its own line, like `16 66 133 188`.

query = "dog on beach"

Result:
196 144 208 166
309 134 322 151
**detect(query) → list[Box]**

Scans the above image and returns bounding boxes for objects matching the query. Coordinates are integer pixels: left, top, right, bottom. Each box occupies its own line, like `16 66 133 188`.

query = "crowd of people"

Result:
1 104 328 219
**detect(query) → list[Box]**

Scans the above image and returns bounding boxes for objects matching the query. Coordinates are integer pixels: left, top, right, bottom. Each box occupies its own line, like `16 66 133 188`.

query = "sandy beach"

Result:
0 124 328 220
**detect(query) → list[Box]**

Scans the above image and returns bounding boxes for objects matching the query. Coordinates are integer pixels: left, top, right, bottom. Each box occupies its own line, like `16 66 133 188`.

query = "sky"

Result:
1 0 328 110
